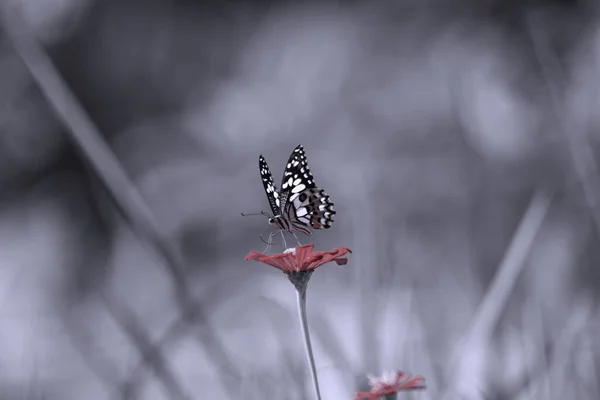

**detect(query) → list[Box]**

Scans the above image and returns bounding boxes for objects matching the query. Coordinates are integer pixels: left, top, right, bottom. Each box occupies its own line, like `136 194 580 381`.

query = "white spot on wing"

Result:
292 183 306 194
296 207 308 217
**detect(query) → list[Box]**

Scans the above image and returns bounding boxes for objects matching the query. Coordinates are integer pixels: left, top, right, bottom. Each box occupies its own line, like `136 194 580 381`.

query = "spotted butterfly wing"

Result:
258 145 336 235
279 145 336 232
278 145 316 210
289 187 336 230
258 155 281 216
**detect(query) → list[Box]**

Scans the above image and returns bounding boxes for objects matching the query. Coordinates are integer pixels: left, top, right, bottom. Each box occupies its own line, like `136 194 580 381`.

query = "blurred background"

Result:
1 0 599 399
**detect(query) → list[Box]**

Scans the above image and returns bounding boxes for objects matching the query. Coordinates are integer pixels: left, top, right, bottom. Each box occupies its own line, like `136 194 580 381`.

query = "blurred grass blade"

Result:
445 187 552 398
100 291 192 400
60 308 123 389
0 4 240 396
310 311 354 377
0 3 171 263
528 14 600 234
546 299 591 399
467 187 552 341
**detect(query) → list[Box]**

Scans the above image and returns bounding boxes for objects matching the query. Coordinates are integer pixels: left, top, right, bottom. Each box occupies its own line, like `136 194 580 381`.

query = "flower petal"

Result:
398 376 426 390
244 250 267 262
294 244 315 267
269 252 298 272
352 392 378 400
367 370 426 394
244 251 294 272
245 246 351 274
392 371 407 386
334 257 348 266
304 247 352 270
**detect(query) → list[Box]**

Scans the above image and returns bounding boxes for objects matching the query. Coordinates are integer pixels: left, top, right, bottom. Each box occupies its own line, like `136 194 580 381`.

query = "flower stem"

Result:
296 285 322 400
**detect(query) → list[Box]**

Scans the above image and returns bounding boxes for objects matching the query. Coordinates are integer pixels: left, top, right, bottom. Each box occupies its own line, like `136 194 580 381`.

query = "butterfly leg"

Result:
291 231 302 246
279 230 288 249
265 231 281 254
263 231 275 254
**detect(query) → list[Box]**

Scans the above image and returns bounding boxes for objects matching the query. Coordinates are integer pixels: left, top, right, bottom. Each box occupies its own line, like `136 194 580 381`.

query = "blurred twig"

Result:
60 309 123 389
119 312 192 399
119 274 246 399
527 13 600 234
100 291 192 400
467 188 552 341
545 299 591 399
444 187 552 397
506 300 591 399
0 3 240 397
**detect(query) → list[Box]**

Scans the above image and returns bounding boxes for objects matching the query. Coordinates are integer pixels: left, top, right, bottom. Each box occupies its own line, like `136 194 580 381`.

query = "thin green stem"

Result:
296 285 322 400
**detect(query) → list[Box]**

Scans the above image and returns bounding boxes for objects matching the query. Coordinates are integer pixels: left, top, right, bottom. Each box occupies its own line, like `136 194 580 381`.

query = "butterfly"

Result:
256 144 336 238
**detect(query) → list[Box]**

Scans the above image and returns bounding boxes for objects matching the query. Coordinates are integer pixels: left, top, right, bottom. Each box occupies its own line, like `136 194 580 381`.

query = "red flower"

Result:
353 371 426 399
244 244 352 273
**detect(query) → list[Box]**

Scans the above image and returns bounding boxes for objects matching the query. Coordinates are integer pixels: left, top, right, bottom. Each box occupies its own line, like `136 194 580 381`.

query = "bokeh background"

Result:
1 0 599 399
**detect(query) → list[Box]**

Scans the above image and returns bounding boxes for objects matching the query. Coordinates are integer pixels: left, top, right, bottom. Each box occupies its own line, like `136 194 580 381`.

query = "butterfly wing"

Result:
258 155 281 216
290 188 336 229
279 144 336 231
279 144 316 210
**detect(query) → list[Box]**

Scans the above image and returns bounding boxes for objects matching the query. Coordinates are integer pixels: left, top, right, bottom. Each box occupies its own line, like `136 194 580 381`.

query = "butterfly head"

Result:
268 215 286 228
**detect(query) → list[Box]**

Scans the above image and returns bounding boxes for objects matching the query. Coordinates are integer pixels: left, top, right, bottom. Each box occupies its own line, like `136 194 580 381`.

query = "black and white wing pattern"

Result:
289 187 336 230
278 145 316 211
279 145 336 231
258 155 281 216
258 145 336 235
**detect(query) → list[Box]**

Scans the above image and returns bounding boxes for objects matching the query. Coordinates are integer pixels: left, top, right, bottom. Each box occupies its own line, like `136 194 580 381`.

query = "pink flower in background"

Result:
353 370 426 399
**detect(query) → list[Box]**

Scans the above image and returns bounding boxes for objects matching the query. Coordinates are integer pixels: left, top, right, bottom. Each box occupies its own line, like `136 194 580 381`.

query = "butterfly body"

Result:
258 145 335 237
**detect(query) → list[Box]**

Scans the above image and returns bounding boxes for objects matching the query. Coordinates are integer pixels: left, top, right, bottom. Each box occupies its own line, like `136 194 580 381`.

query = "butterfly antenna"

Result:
241 211 271 218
